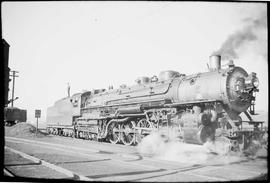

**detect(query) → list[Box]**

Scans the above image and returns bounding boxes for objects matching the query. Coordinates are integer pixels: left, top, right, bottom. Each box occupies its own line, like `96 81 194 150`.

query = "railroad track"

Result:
5 146 93 181
4 167 15 177
4 136 267 181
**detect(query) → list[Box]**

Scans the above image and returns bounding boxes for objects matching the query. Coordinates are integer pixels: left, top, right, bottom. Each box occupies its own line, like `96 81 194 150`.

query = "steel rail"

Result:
127 165 228 182
5 137 229 181
5 137 164 171
5 146 93 181
6 137 261 182
4 167 15 177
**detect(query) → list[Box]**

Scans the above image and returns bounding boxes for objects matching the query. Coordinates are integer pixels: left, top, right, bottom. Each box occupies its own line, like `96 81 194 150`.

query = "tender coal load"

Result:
5 123 48 138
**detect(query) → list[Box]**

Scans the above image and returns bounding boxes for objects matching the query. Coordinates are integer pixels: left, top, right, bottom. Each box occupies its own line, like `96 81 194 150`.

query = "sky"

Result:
2 2 268 124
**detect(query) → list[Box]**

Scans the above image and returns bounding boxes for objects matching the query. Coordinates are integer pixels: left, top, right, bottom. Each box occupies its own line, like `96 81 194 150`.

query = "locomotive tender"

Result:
47 55 264 151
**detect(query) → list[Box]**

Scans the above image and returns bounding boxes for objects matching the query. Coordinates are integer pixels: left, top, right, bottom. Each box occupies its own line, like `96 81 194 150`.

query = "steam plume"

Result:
213 11 267 60
137 128 267 165
137 130 245 165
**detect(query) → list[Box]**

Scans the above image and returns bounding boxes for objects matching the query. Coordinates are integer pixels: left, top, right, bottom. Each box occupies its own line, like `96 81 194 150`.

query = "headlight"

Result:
253 77 259 88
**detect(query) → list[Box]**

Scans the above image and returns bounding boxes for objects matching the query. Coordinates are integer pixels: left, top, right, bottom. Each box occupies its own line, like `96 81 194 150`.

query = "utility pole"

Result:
35 110 41 134
67 82 70 97
10 70 19 107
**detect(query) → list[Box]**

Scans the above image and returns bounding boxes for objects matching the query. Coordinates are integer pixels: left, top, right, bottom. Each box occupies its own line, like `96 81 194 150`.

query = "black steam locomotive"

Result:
46 55 265 151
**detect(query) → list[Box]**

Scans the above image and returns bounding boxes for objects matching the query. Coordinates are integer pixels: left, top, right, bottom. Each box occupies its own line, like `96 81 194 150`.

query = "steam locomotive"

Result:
46 55 265 151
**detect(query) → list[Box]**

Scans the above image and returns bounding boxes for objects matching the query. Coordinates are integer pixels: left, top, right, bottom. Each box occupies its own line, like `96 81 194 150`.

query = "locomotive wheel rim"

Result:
121 121 136 146
109 122 121 144
136 119 153 143
88 133 92 140
79 131 83 138
137 119 153 128
93 134 98 141
85 132 89 140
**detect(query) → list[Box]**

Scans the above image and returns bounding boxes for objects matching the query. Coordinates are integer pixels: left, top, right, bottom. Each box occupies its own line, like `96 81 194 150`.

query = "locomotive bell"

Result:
209 55 221 71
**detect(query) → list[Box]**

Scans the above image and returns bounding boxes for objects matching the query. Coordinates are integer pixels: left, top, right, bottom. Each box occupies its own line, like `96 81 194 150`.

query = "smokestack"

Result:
209 55 221 71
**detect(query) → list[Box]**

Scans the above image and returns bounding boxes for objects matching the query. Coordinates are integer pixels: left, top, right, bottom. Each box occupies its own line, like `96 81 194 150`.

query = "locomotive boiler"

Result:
46 55 265 151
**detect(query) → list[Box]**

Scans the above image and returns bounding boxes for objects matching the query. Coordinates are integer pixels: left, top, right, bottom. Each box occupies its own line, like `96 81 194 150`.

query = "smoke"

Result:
137 128 267 165
137 130 245 165
137 130 209 164
212 11 267 61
